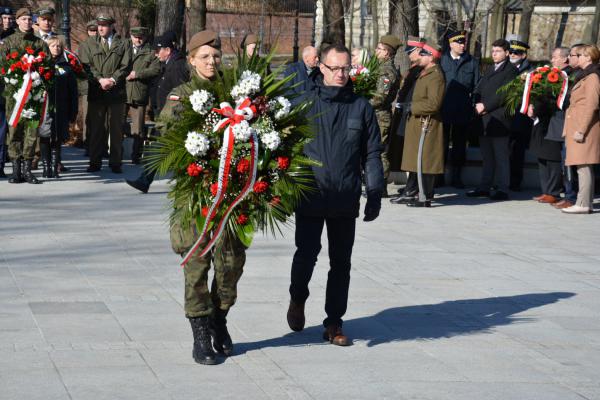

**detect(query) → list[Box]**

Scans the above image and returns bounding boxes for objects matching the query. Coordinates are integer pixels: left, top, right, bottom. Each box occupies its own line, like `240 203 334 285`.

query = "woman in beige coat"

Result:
400 44 445 207
562 45 600 214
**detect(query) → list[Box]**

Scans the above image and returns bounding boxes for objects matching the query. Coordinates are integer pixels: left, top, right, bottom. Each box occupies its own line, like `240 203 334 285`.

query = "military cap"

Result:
154 31 177 49
1 7 13 16
240 33 258 49
130 26 149 37
86 20 98 30
379 34 402 51
15 8 32 19
420 43 442 59
188 30 221 53
509 39 529 53
448 30 467 44
404 36 426 53
37 7 55 17
96 14 115 25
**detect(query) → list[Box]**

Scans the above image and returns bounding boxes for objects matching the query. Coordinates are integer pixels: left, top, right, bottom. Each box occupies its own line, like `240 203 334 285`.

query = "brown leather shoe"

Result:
553 200 574 209
538 194 558 204
532 194 545 201
287 301 305 332
323 325 351 346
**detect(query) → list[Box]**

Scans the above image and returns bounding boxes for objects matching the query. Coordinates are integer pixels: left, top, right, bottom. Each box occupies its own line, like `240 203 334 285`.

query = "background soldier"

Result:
1 8 48 184
80 14 132 173
1 6 15 39
0 6 14 178
76 20 98 152
126 26 161 164
35 7 62 42
440 30 480 188
372 35 401 197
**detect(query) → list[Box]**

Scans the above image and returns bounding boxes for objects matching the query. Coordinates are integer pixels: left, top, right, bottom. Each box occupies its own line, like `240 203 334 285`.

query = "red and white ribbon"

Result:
556 70 569 110
8 55 36 127
519 72 534 115
180 98 258 267
519 70 569 114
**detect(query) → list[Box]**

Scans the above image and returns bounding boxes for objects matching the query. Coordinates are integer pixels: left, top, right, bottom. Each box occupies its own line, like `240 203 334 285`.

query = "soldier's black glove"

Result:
363 193 381 222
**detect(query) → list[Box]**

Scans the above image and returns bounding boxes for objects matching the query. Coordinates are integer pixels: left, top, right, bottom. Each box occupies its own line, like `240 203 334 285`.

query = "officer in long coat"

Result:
126 26 161 163
400 44 445 207
1 8 48 184
80 14 132 173
162 31 246 366
371 35 401 196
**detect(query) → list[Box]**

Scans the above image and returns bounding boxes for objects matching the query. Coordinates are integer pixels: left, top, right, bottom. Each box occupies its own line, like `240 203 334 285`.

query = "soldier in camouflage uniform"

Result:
371 35 401 196
162 30 246 366
1 8 48 184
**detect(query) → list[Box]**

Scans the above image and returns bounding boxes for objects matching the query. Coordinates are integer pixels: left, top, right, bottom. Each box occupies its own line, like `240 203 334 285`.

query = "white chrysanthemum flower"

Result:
32 79 42 88
189 89 214 115
261 130 280 150
3 77 9 84
184 131 210 156
268 96 291 119
21 109 37 119
31 72 40 81
230 70 261 99
10 78 18 85
231 120 254 142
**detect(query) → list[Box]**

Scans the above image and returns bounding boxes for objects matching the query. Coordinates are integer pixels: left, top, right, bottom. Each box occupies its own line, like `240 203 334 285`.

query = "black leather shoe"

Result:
287 301 305 332
406 199 431 207
490 190 509 201
189 317 217 365
390 194 417 204
110 166 122 174
466 189 490 197
126 178 150 194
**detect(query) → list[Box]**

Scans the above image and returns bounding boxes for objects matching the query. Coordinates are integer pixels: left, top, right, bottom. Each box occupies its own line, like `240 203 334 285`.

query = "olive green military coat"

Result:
126 41 161 105
401 64 446 174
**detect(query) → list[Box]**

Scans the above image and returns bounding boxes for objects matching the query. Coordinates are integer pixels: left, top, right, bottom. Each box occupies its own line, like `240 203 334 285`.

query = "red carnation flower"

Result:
11 51 18 59
551 67 559 73
269 196 281 206
236 214 249 225
236 158 250 174
538 66 549 73
38 66 45 74
210 182 219 197
44 71 53 80
201 207 209 217
351 76 357 82
547 72 560 83
532 73 543 84
0 67 5 75
253 181 269 194
25 46 34 55
38 51 46 59
187 162 203 177
277 156 290 170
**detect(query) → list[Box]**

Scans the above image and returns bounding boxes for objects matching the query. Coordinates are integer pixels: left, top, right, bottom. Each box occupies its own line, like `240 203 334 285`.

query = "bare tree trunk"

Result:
323 0 345 45
592 0 600 45
389 0 419 73
371 0 379 51
156 0 185 42
348 0 355 48
518 0 536 42
188 0 207 35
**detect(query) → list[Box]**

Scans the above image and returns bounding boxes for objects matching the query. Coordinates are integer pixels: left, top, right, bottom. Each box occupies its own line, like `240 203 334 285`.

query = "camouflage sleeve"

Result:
370 66 397 110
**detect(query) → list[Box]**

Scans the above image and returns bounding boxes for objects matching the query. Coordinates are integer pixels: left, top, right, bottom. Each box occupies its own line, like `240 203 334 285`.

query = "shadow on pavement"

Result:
235 292 575 353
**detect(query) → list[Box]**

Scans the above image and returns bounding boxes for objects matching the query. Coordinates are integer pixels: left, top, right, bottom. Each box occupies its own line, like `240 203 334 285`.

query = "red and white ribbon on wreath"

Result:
519 70 570 115
8 55 37 127
180 98 258 267
556 70 569 110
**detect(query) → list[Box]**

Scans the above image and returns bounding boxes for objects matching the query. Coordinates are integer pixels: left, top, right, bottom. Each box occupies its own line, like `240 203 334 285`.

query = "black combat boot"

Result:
8 157 25 184
40 141 51 178
23 159 41 184
51 148 60 178
189 317 217 365
211 308 233 356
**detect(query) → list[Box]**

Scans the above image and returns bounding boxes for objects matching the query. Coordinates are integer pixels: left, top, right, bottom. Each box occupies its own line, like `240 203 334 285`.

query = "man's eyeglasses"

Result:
321 63 351 74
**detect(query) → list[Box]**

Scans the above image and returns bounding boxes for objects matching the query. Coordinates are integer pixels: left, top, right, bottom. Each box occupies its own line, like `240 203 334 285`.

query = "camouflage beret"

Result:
188 30 221 53
379 35 402 51
15 8 32 19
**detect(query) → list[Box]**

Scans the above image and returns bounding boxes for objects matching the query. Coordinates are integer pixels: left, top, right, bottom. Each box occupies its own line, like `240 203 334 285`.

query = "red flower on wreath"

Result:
551 67 560 73
547 72 560 83
187 162 203 177
38 66 45 75
538 66 550 73
532 73 543 84
210 182 219 197
44 71 53 81
0 67 5 75
38 51 46 59
236 214 249 225
201 207 209 217
236 158 250 174
25 46 34 55
277 156 290 170
269 196 281 206
253 181 269 194
10 51 18 59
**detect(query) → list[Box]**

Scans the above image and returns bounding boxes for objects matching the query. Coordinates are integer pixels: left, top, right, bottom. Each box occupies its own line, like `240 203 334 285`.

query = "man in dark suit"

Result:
467 39 518 200
283 45 319 100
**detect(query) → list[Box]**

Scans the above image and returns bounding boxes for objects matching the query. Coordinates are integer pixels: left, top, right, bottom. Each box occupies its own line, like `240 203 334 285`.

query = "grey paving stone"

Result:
29 301 110 315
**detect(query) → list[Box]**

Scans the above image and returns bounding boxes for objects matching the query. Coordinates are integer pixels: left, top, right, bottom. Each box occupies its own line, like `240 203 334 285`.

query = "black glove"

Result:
363 193 381 222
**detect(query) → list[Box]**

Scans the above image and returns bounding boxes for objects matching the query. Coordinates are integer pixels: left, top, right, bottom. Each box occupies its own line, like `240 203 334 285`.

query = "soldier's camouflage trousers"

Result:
170 220 247 318
8 123 37 161
376 110 391 179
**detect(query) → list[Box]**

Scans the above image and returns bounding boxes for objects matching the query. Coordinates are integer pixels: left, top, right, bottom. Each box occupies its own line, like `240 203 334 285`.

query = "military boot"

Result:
51 148 60 178
8 157 25 184
40 142 51 178
211 308 233 356
131 136 142 164
23 159 41 184
189 317 217 365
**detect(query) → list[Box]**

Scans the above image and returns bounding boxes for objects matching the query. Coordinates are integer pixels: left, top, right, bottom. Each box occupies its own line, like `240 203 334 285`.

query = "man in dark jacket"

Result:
508 40 534 191
467 39 518 200
283 45 319 99
286 45 384 346
125 31 189 193
440 30 480 188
